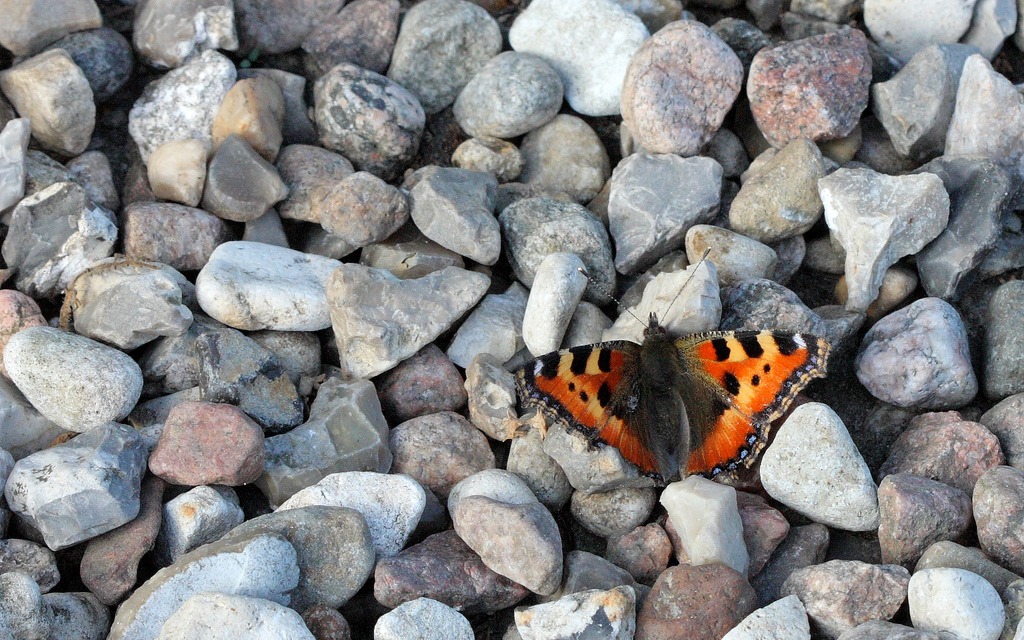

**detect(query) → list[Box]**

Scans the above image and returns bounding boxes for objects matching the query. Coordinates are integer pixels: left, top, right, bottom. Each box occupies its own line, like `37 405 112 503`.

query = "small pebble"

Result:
275 144 355 224
122 202 229 271
637 564 757 640
464 353 518 442
661 476 749 575
200 134 288 223
319 171 409 250
454 52 562 140
390 411 496 499
0 538 59 593
877 473 972 566
517 114 611 204
155 486 244 566
515 586 636 640
571 486 657 539
985 280 1024 400
980 393 1024 469
736 492 790 578
451 137 524 182
835 265 918 322
377 344 466 423
408 166 500 265
685 224 777 286
522 252 587 356
606 524 673 585
447 283 528 367
908 568 1005 640
751 524 830 607
507 423 574 509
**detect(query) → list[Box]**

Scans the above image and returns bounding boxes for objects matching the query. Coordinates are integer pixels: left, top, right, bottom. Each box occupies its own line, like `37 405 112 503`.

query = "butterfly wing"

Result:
514 341 666 477
675 331 830 477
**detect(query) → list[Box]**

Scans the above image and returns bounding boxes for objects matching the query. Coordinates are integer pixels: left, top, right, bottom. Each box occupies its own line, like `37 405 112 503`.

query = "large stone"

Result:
907 567 1005 640
447 283 528 368
661 476 748 575
0 0 102 56
864 0 978 63
133 0 238 69
0 118 31 211
156 593 312 640
945 54 1024 172
985 280 1024 400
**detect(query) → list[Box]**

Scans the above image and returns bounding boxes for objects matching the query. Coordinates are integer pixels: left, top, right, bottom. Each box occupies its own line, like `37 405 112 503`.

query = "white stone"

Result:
761 403 880 531
946 54 1024 171
523 252 587 356
722 595 811 640
509 0 649 116
4 327 143 432
447 283 528 368
962 0 1017 58
374 598 473 640
864 0 979 63
0 118 30 211
448 468 539 511
155 593 313 640
196 241 342 331
562 301 613 348
516 586 636 640
277 471 425 557
660 475 749 575
147 140 208 207
908 568 1005 640
155 486 244 566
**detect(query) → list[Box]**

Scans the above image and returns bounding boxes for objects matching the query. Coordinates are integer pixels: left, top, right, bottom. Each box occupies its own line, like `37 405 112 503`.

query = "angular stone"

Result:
877 473 972 566
751 524 830 607
685 225 777 287
985 280 1024 399
516 586 636 640
319 171 409 249
155 486 244 566
0 377 63 460
946 54 1024 172
43 26 133 104
65 150 118 213
721 595 811 640
451 137 523 182
719 278 826 336
981 393 1024 469
507 422 573 510
409 166 499 265
975 465 1024 575
122 202 228 272
327 264 489 379
447 283 528 368
238 68 317 146
211 77 283 164
0 0 101 56
200 134 287 222
661 476 749 575
133 0 238 69
518 114 611 204
522 252 587 356
275 144 354 224
0 118 31 211
736 492 790 578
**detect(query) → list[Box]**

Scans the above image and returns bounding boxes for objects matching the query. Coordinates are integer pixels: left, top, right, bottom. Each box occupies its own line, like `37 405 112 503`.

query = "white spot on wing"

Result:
793 334 806 348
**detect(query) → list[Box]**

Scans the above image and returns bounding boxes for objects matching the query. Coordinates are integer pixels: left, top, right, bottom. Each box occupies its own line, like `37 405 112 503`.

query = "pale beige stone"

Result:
212 77 285 161
147 140 209 207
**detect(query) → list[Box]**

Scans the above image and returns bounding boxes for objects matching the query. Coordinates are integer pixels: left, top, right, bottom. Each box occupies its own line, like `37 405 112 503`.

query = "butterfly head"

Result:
643 312 667 339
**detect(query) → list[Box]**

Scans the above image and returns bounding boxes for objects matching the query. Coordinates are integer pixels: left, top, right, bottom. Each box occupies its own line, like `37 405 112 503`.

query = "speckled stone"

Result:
454 52 563 139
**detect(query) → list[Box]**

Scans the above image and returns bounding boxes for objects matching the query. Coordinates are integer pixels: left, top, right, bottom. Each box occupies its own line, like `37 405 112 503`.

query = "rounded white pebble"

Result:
909 568 1005 640
522 252 587 356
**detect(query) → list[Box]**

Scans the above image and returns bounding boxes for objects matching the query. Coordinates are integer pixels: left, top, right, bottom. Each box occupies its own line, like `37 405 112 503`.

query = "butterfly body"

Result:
515 315 830 482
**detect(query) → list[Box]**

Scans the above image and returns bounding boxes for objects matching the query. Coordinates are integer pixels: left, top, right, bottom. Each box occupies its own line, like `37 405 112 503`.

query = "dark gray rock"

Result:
44 27 133 102
201 134 288 223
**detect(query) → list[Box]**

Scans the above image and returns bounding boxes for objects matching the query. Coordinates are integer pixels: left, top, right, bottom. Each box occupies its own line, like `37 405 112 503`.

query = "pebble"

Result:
447 283 528 367
981 393 1024 469
522 252 587 355
880 412 1003 495
196 241 341 331
637 564 757 640
864 0 977 62
212 77 285 162
107 533 300 640
44 27 132 103
320 171 409 250
5 326 142 432
507 423 574 509
243 207 288 250
838 620 941 640
194 327 304 431
200 134 288 222
606 524 672 586
571 486 656 539
387 0 500 115
259 378 391 506
605 259 720 343
563 301 613 348
328 264 489 379
464 354 517 441
736 492 790 578
0 572 49 640
820 168 949 313
621 20 742 156
454 52 562 140
721 595 811 640
133 0 237 69
516 586 636 640
5 184 117 301
751 524 830 606
148 401 264 486
144 141 209 204
390 411 495 499
275 144 354 224
748 28 872 148
360 222 465 279
451 137 523 182
0 538 59 592
374 597 473 640
856 299 978 409
45 591 110 640
945 54 1024 168
0 290 45 380
278 471 425 558
64 152 117 214
5 423 147 550
608 153 722 275
661 476 749 576
313 62 425 181
0 380 62 459
302 0 399 77
509 0 648 116
233 0 344 55
377 344 466 423
449 469 563 595
871 44 975 161
249 330 320 395
975 466 1024 575
0 118 30 211
554 550 642 604
302 606 352 640
838 263 919 323
129 50 236 163
157 592 313 640
0 49 94 157
916 541 1022 595
908 567 1005 640
541 420 658 494
155 485 244 566
729 139 826 243
781 560 910 638
80 476 165 605
374 529 529 613
0 0 101 56
985 280 1024 400
685 224 777 286
136 314 223 396
720 278 827 336
409 166 499 265
877 473 973 566
518 114 611 204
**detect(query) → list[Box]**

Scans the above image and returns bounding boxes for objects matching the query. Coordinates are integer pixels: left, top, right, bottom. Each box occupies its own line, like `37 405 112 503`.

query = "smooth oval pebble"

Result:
908 567 1005 640
4 326 143 432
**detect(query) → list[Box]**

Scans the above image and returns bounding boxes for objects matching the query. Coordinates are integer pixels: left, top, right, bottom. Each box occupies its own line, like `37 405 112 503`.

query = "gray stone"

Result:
318 171 408 249
563 301 613 348
872 44 977 161
22 149 71 197
542 422 658 493
200 134 288 223
838 621 940 640
4 327 142 432
137 314 224 397
248 331 319 395
0 539 59 593
301 0 400 77
196 241 342 331
387 0 500 115
507 422 573 510
156 593 312 640
447 283 528 368
522 252 587 356
0 49 94 156
66 150 118 212
454 51 563 139
0 118 31 211
975 465 1024 576
390 411 495 499
820 168 949 313
721 595 810 640
908 568 1005 640
278 472 425 558
375 598 473 640
752 524 830 606
572 486 657 539
720 278 827 336
465 354 518 442
916 541 1022 595
3 181 116 299
608 153 722 275
877 474 973 566
856 298 978 409
5 423 147 550
409 166 500 265
0 377 63 460
107 534 300 640
43 27 134 103
685 225 777 287
129 50 236 163
194 327 304 432
508 0 649 116
945 54 1024 172
864 0 977 63
327 264 489 379
981 393 1024 469
705 129 750 180
313 62 425 181
518 114 611 204
516 586 636 640
0 572 48 640
155 486 243 566
233 0 344 55
243 209 289 248
985 281 1024 400
275 144 354 224
0 0 101 56
789 0 860 21
360 223 466 279
44 592 110 640
133 0 237 69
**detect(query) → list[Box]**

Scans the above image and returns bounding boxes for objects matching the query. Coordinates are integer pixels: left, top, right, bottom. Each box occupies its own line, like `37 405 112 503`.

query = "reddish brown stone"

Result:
606 523 672 585
80 476 166 605
736 491 790 577
636 564 757 640
301 605 352 640
748 27 872 148
877 473 972 567
389 411 494 499
975 465 1024 575
0 290 46 379
148 401 266 486
122 202 231 272
318 171 409 250
880 411 1004 495
374 529 530 613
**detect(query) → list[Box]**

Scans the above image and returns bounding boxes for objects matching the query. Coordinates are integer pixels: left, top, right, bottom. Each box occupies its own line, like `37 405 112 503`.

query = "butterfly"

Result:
514 313 830 482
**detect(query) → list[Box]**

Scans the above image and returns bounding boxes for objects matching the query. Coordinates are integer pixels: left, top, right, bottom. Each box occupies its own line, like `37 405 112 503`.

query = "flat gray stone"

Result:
447 283 528 368
945 54 1024 171
409 166 500 265
200 134 288 222
0 118 31 211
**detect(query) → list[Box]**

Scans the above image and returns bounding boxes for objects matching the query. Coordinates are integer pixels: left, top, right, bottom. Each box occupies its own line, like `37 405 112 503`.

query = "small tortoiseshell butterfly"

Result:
515 314 830 482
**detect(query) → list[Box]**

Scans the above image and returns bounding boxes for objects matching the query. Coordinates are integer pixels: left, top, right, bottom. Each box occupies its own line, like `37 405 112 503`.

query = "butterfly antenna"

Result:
660 248 712 322
576 267 646 326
